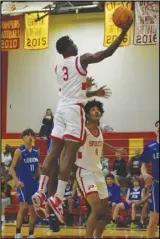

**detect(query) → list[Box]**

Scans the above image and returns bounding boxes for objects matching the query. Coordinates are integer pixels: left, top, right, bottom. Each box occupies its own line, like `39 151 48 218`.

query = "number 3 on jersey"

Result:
62 66 68 81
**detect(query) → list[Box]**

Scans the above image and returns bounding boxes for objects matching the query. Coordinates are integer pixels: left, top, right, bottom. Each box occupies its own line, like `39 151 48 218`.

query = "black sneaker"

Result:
49 214 60 232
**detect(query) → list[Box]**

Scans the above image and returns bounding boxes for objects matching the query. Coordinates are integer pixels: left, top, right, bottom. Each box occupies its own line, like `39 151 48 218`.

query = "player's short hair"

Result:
106 173 115 180
155 120 159 127
84 100 104 119
131 176 141 185
56 36 71 55
21 128 35 138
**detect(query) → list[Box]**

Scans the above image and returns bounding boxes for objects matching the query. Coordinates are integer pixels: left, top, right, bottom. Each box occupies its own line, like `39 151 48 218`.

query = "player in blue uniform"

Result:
108 177 145 228
10 129 40 239
140 120 159 238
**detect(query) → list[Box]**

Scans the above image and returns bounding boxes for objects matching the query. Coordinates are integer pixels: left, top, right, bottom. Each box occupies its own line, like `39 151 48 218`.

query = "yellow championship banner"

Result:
104 2 131 47
24 13 49 50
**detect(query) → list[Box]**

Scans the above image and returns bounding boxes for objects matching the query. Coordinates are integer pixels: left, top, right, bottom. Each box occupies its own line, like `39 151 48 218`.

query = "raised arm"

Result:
80 19 133 69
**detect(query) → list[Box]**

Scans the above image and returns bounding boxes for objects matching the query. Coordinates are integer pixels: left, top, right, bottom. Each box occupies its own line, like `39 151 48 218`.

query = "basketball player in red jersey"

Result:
32 19 133 222
75 100 126 238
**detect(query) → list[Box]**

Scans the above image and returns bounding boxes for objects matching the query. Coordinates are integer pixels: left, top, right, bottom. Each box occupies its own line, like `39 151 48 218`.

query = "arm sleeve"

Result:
140 145 151 163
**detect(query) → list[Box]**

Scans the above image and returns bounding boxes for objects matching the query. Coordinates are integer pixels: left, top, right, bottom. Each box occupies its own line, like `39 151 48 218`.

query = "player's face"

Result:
155 122 159 136
106 177 114 186
88 106 102 122
23 134 34 145
68 40 78 56
133 180 140 187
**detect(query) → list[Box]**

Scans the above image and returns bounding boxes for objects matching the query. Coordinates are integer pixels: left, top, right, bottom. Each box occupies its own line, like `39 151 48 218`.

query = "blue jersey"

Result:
15 145 39 184
129 187 142 201
107 183 121 203
140 140 159 181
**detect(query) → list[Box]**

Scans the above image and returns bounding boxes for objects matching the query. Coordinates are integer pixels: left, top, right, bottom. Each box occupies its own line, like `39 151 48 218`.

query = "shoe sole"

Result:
32 196 48 219
48 198 64 224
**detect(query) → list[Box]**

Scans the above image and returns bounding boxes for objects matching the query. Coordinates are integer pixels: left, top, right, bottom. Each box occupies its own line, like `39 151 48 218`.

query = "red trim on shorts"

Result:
63 134 81 142
75 56 87 76
50 135 63 141
59 88 61 92
86 191 98 197
82 82 87 90
79 168 86 197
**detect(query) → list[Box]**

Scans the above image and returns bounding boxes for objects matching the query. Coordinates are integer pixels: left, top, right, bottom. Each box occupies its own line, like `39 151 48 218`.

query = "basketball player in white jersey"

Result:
75 100 126 238
32 19 133 222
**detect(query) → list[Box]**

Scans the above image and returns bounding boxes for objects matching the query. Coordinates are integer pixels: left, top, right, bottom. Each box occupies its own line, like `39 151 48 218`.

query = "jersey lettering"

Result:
62 66 69 81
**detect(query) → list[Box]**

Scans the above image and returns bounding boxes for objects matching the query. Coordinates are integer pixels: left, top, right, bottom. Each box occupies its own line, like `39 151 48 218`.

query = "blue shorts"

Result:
149 182 159 213
16 182 38 205
123 201 131 210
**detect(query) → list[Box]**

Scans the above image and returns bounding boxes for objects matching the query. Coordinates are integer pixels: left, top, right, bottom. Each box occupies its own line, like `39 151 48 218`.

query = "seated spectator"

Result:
106 174 121 213
127 148 143 184
1 176 12 223
101 154 110 177
1 144 13 177
108 177 145 229
39 109 53 138
112 151 127 181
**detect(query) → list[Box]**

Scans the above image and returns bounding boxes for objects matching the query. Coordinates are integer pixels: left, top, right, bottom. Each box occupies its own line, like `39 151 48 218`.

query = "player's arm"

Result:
140 145 153 185
103 142 126 154
80 19 133 69
9 149 24 188
125 188 130 203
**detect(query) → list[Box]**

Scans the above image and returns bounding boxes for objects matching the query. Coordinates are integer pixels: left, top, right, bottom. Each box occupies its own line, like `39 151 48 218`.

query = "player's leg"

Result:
130 203 137 228
107 202 126 228
48 160 60 232
140 201 148 227
28 206 37 239
47 105 85 223
147 212 159 238
94 173 109 238
15 202 29 239
94 198 108 238
76 168 102 238
32 110 64 213
147 183 159 238
15 187 28 238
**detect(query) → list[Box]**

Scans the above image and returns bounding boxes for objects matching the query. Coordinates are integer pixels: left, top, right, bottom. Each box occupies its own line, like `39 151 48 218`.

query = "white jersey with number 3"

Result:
55 56 87 107
75 127 104 173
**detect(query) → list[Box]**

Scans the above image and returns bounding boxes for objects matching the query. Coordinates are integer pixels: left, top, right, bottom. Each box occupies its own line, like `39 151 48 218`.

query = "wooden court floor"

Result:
1 223 160 238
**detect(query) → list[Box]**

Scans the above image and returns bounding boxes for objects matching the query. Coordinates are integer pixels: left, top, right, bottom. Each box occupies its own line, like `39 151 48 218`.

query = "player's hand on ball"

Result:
16 180 24 188
142 173 154 186
121 17 133 31
96 85 112 99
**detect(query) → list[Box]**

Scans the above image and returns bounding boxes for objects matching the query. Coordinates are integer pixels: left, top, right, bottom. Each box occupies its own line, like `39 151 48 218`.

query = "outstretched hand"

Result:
116 147 127 155
96 85 112 99
86 77 95 89
121 17 133 32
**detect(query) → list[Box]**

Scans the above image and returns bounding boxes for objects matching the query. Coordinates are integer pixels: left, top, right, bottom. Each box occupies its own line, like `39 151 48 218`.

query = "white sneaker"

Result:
48 194 64 223
14 233 22 239
27 235 34 239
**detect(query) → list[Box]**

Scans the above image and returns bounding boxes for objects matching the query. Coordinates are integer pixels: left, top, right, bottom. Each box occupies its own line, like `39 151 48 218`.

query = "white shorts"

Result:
76 168 108 200
51 104 85 143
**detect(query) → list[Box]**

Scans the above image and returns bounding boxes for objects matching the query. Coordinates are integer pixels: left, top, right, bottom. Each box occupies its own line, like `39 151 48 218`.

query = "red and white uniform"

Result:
75 127 108 199
51 56 87 142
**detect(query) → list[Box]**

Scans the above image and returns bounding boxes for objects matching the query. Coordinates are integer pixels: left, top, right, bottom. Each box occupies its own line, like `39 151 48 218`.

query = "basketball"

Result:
112 6 133 28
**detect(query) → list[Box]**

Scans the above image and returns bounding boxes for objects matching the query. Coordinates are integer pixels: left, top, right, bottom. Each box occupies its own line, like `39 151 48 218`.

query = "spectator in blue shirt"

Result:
106 174 121 213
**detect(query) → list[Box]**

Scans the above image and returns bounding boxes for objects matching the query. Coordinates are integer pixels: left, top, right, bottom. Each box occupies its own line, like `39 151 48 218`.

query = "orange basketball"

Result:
112 6 133 28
